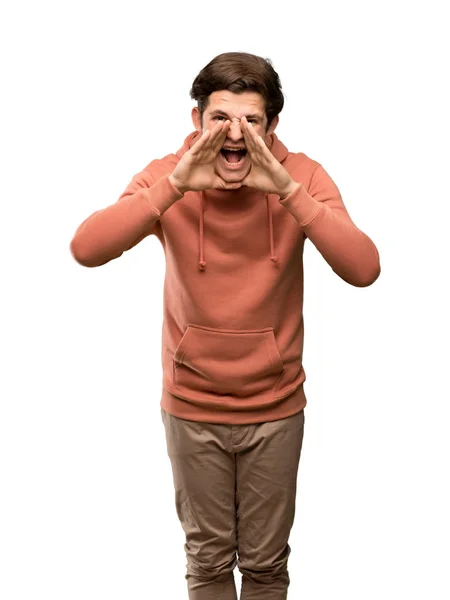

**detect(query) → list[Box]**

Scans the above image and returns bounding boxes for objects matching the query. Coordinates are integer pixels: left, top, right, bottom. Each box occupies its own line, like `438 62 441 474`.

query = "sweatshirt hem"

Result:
160 384 307 425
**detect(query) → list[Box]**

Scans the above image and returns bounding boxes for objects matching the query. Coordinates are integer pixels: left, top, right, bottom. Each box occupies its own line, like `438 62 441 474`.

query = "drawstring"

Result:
198 191 206 270
198 191 278 270
266 193 279 264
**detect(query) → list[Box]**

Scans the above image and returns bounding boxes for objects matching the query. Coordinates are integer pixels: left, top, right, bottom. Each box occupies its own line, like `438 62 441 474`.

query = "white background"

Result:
1 0 449 598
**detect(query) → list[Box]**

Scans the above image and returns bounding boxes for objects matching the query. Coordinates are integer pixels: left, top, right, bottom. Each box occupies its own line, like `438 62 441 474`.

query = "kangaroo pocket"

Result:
171 323 285 400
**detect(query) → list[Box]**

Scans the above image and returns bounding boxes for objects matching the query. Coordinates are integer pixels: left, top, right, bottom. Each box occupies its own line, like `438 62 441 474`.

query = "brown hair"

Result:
189 52 285 132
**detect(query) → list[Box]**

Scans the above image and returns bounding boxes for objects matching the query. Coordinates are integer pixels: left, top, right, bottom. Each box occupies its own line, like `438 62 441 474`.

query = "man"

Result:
70 52 380 600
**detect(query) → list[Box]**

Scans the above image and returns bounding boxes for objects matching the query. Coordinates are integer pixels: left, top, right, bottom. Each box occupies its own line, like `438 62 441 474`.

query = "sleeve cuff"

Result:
140 173 185 217
279 183 324 226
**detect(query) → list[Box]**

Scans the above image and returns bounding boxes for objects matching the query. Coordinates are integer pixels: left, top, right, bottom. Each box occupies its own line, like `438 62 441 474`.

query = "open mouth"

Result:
220 148 248 167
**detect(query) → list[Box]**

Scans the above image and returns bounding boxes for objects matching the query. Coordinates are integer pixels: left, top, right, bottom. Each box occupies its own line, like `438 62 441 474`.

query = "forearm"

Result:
70 173 183 268
279 181 380 287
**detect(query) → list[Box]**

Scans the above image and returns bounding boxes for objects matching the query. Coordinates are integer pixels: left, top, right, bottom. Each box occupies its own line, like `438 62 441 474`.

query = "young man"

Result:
70 52 380 600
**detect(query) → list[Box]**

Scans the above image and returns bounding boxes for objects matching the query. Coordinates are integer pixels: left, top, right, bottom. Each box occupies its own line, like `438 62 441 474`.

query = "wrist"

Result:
169 173 187 195
279 181 301 200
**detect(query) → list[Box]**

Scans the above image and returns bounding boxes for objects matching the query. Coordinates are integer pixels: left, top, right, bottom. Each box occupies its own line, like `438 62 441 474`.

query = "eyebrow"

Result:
209 109 263 121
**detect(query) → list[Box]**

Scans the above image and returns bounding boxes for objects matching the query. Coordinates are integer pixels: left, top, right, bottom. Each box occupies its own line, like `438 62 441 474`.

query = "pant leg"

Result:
235 410 305 600
161 407 238 600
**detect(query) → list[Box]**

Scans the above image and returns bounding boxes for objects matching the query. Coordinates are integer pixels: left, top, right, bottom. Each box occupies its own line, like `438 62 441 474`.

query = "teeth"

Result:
221 147 247 165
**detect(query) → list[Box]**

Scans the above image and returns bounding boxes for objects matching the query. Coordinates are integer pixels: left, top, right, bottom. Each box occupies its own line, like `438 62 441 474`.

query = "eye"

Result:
213 115 257 124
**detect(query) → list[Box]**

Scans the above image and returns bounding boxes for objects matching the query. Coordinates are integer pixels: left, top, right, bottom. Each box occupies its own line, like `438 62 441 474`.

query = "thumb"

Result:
240 174 251 187
213 176 242 190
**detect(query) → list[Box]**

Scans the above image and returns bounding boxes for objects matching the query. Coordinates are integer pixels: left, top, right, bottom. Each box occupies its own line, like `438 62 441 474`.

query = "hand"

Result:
169 120 243 193
239 116 300 198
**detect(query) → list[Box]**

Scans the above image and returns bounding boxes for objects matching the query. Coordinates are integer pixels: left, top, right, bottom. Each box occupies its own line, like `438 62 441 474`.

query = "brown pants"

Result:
161 407 305 600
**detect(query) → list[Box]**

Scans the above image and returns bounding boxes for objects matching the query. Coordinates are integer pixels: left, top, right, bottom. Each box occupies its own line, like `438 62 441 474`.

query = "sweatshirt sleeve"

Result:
69 170 184 268
279 163 381 287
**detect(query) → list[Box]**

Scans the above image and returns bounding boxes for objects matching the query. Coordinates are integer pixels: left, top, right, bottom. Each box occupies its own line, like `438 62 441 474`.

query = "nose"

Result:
226 118 244 144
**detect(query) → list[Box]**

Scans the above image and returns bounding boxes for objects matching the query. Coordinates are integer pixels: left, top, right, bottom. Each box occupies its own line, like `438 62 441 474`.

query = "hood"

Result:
175 131 290 271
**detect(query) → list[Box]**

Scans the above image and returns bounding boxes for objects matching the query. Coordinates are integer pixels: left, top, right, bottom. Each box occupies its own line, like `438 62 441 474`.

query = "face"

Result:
192 90 279 184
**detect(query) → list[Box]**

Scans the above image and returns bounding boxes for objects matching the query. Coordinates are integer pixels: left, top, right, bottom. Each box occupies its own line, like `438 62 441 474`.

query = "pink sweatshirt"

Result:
70 130 380 424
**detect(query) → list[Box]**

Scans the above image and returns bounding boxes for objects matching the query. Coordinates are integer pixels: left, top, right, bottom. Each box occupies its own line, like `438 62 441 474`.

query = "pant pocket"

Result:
172 323 285 400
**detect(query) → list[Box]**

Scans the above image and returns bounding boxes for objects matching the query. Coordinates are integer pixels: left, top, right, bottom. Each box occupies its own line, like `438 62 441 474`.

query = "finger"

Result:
191 120 226 157
211 120 231 155
241 117 273 163
241 117 259 157
242 117 265 152
197 120 229 159
190 128 212 156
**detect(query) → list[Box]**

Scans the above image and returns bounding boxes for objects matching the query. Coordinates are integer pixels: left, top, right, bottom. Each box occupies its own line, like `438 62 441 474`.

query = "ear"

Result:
192 107 202 132
266 114 279 136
